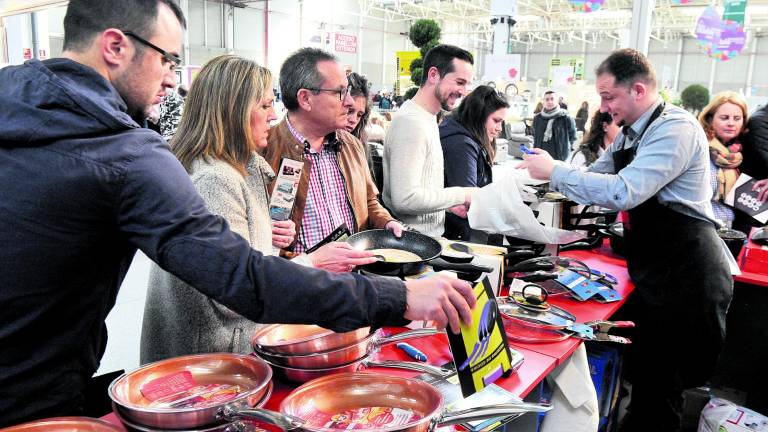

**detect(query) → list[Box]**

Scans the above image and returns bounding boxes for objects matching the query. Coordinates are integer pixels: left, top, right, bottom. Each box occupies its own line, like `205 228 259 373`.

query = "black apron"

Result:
612 104 733 427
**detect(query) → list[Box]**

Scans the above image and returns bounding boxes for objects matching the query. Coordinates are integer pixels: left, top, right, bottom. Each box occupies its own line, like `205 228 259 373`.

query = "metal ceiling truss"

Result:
361 0 768 48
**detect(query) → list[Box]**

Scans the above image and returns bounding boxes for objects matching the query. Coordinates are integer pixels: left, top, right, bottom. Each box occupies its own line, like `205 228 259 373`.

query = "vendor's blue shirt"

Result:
550 99 718 225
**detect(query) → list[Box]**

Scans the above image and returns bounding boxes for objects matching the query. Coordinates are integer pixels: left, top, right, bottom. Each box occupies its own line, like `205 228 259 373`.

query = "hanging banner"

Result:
547 57 585 87
671 0 692 4
568 0 605 13
334 34 357 54
723 0 747 26
695 5 747 62
484 54 522 82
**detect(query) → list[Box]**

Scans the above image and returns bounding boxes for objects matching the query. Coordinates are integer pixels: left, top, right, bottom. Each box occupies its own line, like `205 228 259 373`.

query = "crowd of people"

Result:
1 0 768 430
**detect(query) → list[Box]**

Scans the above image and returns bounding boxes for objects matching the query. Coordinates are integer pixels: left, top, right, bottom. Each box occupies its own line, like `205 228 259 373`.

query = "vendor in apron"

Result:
520 48 733 431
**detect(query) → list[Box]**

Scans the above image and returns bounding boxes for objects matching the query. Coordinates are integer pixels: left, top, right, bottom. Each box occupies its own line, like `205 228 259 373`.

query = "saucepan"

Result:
222 372 552 432
260 355 454 384
251 324 370 356
108 353 273 430
347 229 492 277
0 417 123 432
252 327 438 369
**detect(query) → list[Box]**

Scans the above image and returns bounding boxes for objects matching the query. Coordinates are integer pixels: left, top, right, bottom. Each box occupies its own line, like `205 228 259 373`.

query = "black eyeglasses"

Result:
305 86 351 102
122 30 181 71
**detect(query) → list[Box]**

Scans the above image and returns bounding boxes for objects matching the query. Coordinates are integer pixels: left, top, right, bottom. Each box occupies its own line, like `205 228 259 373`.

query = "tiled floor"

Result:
95 252 151 376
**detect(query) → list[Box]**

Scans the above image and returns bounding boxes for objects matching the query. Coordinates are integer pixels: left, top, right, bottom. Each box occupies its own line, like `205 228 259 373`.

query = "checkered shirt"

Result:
285 117 357 253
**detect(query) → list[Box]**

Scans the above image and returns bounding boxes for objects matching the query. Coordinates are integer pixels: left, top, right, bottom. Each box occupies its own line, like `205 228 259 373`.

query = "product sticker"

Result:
140 371 197 402
269 158 304 221
148 383 244 409
303 406 421 430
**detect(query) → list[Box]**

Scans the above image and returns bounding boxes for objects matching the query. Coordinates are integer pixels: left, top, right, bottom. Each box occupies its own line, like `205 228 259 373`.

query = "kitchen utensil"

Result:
347 230 492 277
251 324 370 356
252 328 438 369
0 417 123 432
108 353 272 430
223 373 551 432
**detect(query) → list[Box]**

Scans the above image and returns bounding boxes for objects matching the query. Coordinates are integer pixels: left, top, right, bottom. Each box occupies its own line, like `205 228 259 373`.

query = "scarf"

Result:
539 107 568 142
709 137 743 201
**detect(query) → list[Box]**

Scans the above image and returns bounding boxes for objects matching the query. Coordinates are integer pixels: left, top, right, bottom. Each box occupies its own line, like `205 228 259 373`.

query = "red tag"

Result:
140 371 197 402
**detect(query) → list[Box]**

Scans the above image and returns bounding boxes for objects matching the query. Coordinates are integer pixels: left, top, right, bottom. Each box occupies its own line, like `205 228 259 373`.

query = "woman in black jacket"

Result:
440 85 509 241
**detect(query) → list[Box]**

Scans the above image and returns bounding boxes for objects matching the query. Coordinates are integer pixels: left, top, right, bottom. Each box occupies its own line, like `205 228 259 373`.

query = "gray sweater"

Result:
140 154 275 363
382 100 466 236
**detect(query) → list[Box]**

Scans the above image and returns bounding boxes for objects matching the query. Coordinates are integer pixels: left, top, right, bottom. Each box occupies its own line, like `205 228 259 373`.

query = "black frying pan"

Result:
347 229 493 278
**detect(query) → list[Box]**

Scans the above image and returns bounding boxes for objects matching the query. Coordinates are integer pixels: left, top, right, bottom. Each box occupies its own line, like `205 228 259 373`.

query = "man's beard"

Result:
434 85 454 111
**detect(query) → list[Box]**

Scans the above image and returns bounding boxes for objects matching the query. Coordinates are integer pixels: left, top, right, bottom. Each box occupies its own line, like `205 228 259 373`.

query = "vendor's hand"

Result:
447 204 468 219
385 220 405 238
309 242 376 272
271 220 296 249
753 178 768 202
404 275 476 334
517 148 555 180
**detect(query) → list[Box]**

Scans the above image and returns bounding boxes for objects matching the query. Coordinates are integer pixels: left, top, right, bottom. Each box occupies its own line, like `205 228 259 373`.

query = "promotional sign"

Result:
395 51 420 96
695 3 748 61
569 0 605 13
22 47 32 60
483 54 521 82
547 57 585 87
334 33 357 54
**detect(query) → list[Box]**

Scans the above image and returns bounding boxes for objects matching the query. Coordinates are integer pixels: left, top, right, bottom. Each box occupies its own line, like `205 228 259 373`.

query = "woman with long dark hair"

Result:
345 72 371 143
440 85 509 241
570 110 619 168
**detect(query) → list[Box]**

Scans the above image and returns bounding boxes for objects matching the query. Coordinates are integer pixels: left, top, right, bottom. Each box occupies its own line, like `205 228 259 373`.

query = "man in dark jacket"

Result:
0 0 475 426
742 104 768 178
533 90 577 161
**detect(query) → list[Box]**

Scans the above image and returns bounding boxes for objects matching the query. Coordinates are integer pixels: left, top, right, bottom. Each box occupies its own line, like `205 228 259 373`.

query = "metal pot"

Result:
259 354 453 384
108 353 272 430
252 328 438 369
0 417 124 432
347 230 492 277
223 372 551 432
251 324 370 356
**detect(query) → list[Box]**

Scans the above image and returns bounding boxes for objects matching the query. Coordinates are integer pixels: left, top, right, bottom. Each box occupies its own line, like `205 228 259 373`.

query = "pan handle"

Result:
218 405 304 431
374 327 440 347
434 402 552 428
361 359 453 376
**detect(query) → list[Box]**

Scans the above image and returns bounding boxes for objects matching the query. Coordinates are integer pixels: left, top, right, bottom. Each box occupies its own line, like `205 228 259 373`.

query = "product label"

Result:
302 406 421 430
148 383 244 409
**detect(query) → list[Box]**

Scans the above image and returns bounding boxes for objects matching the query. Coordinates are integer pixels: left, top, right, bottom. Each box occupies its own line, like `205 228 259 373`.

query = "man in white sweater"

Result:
383 45 475 237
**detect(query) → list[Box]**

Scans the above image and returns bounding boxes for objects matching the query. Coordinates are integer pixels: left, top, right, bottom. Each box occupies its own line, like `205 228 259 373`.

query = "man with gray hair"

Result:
263 48 405 256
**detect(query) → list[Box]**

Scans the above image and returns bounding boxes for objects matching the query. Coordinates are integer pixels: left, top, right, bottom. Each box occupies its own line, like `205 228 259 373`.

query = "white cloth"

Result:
540 344 600 432
382 99 466 236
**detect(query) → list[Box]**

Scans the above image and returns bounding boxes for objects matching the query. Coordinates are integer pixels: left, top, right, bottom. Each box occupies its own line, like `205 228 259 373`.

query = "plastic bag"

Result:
467 170 584 245
698 398 768 432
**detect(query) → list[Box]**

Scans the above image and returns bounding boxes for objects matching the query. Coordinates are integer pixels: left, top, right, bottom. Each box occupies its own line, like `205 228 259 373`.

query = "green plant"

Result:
409 58 423 74
410 67 423 86
409 19 441 48
680 84 709 113
419 39 440 59
404 87 418 101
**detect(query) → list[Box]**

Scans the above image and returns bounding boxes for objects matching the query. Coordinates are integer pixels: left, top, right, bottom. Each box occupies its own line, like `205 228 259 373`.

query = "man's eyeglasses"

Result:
122 30 181 71
305 86 351 102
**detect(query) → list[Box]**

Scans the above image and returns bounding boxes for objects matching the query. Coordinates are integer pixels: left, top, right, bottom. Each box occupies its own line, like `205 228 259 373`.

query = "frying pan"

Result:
259 355 454 384
251 324 370 356
221 373 551 432
347 230 492 277
0 417 124 432
108 353 272 430
252 328 438 369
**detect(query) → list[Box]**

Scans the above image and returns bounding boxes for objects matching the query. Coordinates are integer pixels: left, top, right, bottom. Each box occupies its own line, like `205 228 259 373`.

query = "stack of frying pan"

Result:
250 324 451 383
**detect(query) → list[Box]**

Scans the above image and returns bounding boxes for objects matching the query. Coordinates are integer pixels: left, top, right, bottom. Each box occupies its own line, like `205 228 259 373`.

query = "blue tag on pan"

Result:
593 286 622 303
556 269 602 301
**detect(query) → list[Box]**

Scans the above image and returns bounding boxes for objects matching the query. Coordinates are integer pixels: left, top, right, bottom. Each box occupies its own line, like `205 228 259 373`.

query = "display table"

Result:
102 242 634 431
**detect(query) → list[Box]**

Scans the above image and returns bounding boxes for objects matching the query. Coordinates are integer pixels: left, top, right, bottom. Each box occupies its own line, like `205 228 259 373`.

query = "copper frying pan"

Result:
108 353 272 430
252 328 438 369
0 417 123 432
222 373 551 432
251 324 370 356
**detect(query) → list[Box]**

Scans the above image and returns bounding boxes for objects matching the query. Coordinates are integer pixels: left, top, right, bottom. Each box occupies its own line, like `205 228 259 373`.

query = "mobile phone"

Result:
519 144 535 155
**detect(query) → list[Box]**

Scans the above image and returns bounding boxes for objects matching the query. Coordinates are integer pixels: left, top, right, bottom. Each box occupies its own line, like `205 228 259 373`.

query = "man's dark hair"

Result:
63 0 186 52
280 47 338 111
544 90 555 96
595 48 656 89
420 44 474 87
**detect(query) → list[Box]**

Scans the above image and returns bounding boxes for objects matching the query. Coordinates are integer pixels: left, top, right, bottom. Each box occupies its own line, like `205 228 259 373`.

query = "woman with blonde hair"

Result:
698 91 748 227
140 55 359 363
